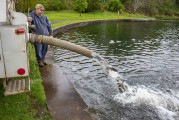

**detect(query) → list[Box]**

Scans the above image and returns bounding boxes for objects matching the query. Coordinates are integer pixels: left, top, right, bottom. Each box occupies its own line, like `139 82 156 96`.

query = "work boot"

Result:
38 60 44 67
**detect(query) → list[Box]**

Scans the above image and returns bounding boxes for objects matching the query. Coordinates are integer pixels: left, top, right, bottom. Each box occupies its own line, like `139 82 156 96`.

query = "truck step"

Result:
4 78 30 96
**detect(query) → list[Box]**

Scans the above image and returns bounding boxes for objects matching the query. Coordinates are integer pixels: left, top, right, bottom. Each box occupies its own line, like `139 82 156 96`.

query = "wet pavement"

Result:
39 48 93 120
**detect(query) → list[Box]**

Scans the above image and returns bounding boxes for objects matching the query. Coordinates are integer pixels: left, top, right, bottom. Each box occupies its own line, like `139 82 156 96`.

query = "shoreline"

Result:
53 18 155 36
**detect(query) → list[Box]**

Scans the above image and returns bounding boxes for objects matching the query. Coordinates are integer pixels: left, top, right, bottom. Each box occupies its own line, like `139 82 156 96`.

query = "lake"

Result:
54 21 179 120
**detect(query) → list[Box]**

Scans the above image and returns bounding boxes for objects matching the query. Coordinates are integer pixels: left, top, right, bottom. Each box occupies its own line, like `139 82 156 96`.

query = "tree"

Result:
108 0 124 12
74 0 88 16
131 0 147 13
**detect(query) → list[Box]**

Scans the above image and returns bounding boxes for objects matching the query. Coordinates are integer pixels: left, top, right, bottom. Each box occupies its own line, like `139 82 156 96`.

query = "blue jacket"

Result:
29 11 53 36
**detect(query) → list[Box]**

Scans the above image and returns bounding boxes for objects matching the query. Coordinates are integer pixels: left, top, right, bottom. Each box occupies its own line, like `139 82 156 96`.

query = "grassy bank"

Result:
46 11 149 28
155 15 179 20
0 45 51 120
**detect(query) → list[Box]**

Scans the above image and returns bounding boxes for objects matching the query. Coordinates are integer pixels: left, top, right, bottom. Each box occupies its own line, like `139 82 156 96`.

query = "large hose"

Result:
29 34 127 93
29 34 93 58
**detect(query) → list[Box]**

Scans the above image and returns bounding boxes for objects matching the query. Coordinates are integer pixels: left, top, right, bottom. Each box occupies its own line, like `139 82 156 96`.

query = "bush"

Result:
125 0 177 16
108 0 124 12
86 0 102 12
101 3 109 12
142 0 160 15
120 0 131 7
74 0 88 15
16 0 66 12
157 0 176 15
43 0 65 11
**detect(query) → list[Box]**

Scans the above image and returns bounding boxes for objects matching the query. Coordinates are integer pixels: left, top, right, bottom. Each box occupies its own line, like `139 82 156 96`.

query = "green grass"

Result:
155 14 179 20
0 44 51 120
45 11 149 28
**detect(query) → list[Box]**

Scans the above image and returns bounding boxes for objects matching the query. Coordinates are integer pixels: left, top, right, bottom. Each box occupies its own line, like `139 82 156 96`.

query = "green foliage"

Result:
15 0 33 13
16 0 67 12
101 3 109 11
146 0 176 16
141 0 160 15
43 0 65 11
15 0 179 17
86 0 102 12
176 0 179 5
74 0 88 15
108 0 124 12
124 0 178 16
120 0 131 6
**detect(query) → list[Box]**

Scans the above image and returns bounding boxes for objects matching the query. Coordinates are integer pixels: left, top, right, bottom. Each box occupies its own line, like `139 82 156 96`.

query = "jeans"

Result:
34 43 48 61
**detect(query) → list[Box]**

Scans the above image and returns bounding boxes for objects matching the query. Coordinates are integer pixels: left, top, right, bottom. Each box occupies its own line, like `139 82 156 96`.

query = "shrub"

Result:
86 0 102 12
16 0 66 12
125 0 176 16
101 3 109 11
108 0 124 12
74 0 88 15
43 0 64 11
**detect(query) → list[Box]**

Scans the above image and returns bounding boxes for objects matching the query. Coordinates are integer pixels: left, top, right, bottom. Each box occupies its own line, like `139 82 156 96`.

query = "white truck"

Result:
0 0 30 96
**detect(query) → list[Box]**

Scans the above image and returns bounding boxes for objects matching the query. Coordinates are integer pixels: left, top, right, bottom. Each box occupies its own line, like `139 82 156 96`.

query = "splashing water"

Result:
91 53 179 119
114 85 179 120
92 52 128 93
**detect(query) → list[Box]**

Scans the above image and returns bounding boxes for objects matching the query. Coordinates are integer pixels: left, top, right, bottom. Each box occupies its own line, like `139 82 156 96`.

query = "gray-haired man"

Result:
28 4 53 67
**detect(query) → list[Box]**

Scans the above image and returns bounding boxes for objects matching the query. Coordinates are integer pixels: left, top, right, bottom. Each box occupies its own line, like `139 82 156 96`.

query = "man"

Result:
28 4 53 67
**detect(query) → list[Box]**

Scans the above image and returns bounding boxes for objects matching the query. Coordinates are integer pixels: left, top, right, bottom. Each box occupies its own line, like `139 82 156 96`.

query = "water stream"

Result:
54 21 179 120
92 52 128 93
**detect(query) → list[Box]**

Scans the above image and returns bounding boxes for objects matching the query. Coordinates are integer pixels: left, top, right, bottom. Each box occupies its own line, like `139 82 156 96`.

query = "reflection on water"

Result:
54 21 179 120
